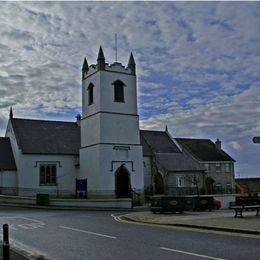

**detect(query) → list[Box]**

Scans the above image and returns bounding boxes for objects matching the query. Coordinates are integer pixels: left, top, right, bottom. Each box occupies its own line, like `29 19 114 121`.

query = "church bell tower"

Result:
80 46 144 199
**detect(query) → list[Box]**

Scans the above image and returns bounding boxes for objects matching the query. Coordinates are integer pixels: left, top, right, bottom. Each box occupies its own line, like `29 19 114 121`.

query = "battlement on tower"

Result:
82 46 136 80
84 62 132 79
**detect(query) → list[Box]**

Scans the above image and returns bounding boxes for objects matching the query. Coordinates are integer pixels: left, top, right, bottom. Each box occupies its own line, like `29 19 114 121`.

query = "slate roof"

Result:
140 130 204 172
11 118 80 155
140 132 153 156
156 153 204 172
175 138 235 162
0 137 17 170
140 130 181 154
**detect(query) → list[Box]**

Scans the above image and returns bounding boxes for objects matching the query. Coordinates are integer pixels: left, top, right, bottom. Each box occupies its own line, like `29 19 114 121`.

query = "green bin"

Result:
150 196 185 214
36 193 50 206
185 196 213 211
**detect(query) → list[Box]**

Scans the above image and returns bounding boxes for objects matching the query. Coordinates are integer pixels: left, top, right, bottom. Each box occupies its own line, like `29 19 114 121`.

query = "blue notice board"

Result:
75 178 87 198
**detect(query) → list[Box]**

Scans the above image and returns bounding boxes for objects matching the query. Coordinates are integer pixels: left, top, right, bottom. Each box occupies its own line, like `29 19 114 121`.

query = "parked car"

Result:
213 197 221 209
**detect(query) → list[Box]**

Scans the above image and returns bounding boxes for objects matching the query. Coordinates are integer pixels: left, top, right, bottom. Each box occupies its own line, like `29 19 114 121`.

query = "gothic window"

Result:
39 164 57 186
88 83 94 105
113 80 125 103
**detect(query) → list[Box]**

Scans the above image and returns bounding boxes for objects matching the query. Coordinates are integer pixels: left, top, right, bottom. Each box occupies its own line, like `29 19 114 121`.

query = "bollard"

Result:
3 224 10 260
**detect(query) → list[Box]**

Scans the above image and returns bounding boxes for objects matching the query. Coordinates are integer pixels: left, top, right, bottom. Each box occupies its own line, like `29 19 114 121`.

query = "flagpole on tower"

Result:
115 33 117 62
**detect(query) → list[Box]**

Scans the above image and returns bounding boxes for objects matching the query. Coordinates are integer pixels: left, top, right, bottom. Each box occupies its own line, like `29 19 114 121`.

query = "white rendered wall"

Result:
82 65 137 117
80 62 144 197
80 144 143 196
16 154 78 195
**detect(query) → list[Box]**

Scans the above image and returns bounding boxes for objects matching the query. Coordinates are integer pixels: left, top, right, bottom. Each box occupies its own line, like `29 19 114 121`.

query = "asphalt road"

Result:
0 206 259 260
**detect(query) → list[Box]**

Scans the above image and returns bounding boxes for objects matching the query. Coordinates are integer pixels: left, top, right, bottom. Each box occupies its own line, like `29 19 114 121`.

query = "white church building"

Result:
0 47 235 201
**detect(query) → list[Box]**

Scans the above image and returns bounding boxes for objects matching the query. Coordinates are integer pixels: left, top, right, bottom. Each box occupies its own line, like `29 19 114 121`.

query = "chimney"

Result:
76 114 81 126
215 138 221 150
9 107 13 119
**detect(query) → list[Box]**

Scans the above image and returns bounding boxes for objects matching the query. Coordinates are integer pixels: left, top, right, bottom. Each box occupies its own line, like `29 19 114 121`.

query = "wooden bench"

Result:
230 205 260 218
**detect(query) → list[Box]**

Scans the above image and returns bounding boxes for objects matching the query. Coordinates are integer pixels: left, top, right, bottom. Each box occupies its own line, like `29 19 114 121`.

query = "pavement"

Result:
122 208 260 236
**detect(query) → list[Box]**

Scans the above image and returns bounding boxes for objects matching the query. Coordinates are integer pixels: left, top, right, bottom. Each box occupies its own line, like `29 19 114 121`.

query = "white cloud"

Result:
0 1 259 177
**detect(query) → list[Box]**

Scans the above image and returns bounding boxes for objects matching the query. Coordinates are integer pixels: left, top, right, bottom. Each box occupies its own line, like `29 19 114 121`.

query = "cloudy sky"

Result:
0 1 259 178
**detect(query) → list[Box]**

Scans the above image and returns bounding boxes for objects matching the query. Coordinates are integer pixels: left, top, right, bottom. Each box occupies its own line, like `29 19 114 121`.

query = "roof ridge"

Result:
176 137 212 141
140 129 166 134
12 118 77 124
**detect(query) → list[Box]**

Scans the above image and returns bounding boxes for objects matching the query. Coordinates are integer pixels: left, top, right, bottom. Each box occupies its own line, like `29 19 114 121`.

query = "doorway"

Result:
154 172 164 194
115 166 130 198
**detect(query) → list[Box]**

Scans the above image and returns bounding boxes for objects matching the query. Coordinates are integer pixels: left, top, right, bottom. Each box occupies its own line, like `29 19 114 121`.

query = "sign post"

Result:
3 224 9 260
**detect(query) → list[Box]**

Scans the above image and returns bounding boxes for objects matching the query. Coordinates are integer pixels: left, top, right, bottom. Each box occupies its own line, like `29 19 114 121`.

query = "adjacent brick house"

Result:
141 130 205 196
175 138 236 194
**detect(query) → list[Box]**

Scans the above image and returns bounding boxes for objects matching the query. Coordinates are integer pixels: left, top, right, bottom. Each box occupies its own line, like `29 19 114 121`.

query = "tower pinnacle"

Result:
128 52 136 75
97 46 105 70
82 58 89 80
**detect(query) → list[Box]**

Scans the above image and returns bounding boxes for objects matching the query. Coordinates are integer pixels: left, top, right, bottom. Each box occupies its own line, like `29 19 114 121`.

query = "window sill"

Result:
39 184 57 186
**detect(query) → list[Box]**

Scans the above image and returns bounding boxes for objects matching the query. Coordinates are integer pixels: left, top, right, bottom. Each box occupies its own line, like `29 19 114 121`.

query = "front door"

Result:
115 166 130 198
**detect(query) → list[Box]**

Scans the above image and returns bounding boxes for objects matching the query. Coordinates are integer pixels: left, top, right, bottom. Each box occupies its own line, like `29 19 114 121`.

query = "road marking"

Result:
160 247 226 260
59 225 117 239
0 216 45 231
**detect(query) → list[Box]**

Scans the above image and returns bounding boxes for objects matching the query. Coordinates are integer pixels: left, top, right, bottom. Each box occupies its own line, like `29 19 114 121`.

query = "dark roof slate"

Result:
156 153 204 172
140 130 181 154
11 118 80 155
140 132 153 156
0 137 17 170
175 138 235 162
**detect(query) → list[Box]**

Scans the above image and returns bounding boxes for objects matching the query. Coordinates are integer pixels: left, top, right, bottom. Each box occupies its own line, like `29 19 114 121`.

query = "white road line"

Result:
59 225 117 239
160 247 226 260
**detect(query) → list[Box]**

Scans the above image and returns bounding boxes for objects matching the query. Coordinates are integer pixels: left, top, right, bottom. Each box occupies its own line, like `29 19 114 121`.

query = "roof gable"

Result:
175 138 235 162
11 118 80 155
0 137 17 170
140 130 181 154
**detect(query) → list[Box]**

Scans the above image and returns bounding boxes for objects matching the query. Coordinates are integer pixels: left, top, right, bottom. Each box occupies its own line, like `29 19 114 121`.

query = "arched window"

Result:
113 80 125 103
88 83 94 105
39 164 57 186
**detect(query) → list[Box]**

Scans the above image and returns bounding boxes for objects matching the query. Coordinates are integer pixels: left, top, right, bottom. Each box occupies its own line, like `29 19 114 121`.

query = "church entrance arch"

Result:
154 172 164 194
115 165 131 198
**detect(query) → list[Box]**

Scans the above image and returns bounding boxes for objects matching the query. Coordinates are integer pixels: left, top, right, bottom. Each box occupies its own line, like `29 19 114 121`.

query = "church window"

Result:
88 83 94 105
113 80 125 102
39 164 57 185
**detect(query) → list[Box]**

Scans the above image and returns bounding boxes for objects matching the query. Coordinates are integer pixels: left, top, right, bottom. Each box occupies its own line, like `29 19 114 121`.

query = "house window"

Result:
204 163 209 173
215 163 221 173
215 183 222 193
114 80 125 102
40 164 57 186
225 163 231 173
177 176 185 188
191 176 198 187
88 83 94 105
226 183 232 193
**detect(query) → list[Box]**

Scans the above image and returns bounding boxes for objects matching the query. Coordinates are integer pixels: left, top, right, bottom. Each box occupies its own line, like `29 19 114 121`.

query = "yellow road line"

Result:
113 215 260 239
